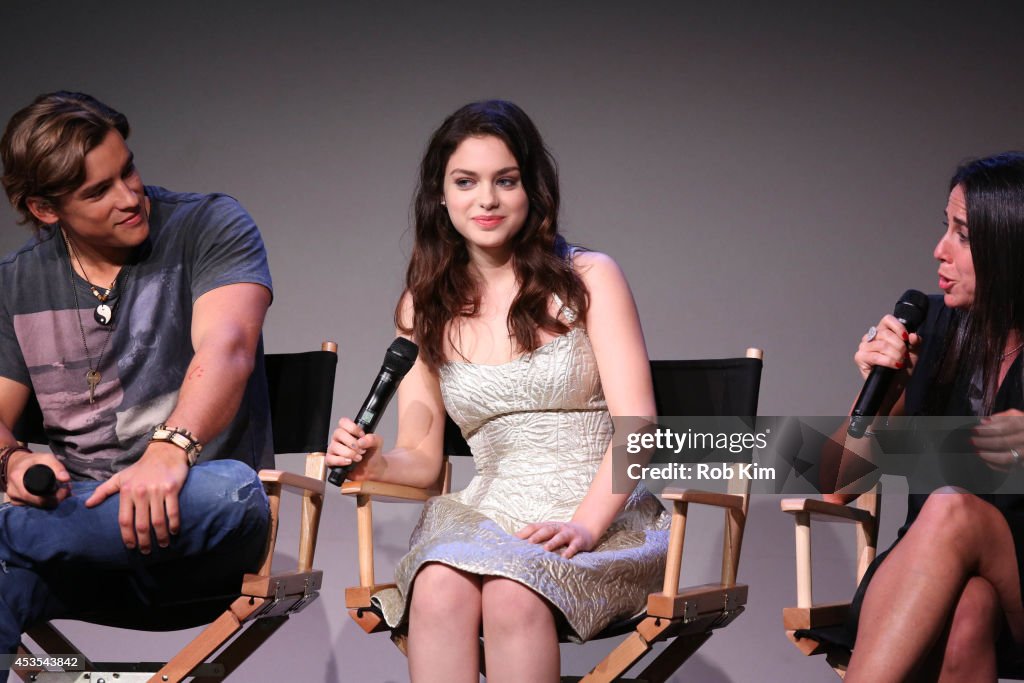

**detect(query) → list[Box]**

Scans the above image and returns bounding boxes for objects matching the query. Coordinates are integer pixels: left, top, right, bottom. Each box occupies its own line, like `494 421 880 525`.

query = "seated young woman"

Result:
326 100 668 682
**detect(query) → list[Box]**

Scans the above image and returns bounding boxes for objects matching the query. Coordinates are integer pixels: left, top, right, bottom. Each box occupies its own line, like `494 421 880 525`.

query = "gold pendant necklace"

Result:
61 230 132 404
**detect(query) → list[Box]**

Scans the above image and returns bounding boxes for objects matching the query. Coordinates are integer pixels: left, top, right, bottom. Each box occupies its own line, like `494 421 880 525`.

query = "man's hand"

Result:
85 441 190 553
4 450 71 508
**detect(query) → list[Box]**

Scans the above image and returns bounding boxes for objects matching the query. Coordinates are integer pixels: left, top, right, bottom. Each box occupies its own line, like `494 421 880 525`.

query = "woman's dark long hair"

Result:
930 152 1024 415
397 100 588 371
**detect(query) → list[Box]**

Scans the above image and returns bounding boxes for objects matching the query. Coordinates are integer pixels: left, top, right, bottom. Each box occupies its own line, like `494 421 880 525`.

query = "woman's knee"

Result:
481 578 553 633
916 489 994 540
410 564 481 623
942 577 1000 672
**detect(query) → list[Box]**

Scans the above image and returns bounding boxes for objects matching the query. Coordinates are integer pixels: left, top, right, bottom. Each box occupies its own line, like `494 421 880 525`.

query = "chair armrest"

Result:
782 602 850 631
260 469 326 496
781 491 880 614
256 453 327 577
659 488 749 596
781 497 874 524
340 479 438 502
663 487 745 510
782 602 853 656
341 462 452 613
341 479 438 598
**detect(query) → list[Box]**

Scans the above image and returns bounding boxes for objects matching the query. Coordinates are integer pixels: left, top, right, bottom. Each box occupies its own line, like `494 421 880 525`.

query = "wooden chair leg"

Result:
190 615 289 683
579 631 652 683
23 622 89 666
579 617 675 683
17 622 93 681
11 644 40 683
154 596 265 682
635 631 711 683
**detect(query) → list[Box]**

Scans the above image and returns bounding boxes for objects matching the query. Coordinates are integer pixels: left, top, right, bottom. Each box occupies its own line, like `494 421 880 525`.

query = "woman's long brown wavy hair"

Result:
398 100 589 372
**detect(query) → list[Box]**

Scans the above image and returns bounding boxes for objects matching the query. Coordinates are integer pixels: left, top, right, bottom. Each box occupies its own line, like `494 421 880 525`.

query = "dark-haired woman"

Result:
829 153 1024 681
326 101 667 682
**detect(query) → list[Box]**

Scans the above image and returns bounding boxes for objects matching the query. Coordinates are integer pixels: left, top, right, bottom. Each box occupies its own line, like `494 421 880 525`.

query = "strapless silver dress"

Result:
373 324 669 641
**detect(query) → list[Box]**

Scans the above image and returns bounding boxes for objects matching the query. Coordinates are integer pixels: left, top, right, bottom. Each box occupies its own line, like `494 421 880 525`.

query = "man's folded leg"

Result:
0 459 270 651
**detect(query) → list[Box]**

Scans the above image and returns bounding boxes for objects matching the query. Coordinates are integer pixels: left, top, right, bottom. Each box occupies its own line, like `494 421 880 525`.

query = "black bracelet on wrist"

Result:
0 444 32 493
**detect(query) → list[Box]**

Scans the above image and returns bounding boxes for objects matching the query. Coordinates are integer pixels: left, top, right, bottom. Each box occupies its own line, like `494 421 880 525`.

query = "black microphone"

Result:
327 337 419 486
23 464 58 496
848 289 930 438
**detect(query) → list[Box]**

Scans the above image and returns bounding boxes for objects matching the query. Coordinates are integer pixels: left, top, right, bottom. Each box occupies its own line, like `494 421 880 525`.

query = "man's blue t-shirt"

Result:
0 186 274 479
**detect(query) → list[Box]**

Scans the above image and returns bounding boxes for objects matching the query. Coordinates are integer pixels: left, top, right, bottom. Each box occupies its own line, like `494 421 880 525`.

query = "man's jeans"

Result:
0 459 270 660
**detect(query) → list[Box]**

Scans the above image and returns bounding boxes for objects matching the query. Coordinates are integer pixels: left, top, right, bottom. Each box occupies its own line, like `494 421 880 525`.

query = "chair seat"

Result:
350 603 650 643
791 625 852 654
569 612 648 642
67 593 239 632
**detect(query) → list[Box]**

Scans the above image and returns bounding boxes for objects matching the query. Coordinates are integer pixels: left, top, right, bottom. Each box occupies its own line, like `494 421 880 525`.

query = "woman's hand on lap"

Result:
516 521 595 559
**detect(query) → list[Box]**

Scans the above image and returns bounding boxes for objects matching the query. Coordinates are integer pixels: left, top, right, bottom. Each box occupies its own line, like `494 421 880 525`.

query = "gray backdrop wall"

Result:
3 1 1022 681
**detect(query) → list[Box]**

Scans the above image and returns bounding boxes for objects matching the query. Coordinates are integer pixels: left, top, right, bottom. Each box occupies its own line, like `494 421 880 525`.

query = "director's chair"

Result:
11 341 338 682
342 348 763 682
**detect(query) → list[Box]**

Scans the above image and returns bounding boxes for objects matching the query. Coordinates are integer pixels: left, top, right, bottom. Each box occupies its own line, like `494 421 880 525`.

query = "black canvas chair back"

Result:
265 348 337 454
12 391 44 446
649 357 761 422
14 348 338 454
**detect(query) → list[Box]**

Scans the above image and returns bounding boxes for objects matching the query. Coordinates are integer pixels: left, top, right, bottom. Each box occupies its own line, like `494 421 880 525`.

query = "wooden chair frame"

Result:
12 341 338 683
780 484 881 679
342 348 763 682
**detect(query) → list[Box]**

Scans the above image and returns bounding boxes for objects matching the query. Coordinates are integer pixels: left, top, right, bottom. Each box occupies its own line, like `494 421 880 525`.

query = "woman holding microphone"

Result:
833 153 1024 681
326 100 667 682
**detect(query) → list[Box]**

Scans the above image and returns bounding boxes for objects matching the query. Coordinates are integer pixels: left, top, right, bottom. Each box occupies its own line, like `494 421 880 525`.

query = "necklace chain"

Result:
61 230 132 403
1001 341 1024 360
65 232 119 302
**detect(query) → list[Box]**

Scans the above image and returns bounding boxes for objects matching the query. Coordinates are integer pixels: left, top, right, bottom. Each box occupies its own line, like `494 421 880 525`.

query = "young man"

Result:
0 92 274 659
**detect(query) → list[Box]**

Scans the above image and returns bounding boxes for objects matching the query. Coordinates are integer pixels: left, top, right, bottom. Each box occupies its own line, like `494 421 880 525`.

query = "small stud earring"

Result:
440 199 446 206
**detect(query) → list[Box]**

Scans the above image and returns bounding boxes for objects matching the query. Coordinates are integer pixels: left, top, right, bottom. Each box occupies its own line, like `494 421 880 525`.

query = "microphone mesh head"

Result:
893 289 929 333
383 337 419 375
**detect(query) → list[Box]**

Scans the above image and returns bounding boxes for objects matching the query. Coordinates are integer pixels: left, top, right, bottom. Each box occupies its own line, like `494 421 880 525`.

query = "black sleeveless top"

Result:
900 296 1024 559
848 295 1024 674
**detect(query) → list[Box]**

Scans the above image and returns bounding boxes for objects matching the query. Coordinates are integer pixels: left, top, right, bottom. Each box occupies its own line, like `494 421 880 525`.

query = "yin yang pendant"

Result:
94 303 113 325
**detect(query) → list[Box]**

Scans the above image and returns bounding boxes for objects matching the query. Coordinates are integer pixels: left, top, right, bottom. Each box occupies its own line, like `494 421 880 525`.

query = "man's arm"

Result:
85 282 271 553
0 376 73 506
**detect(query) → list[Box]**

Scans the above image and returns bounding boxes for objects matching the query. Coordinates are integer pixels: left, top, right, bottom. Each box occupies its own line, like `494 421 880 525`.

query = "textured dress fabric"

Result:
372 323 670 642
